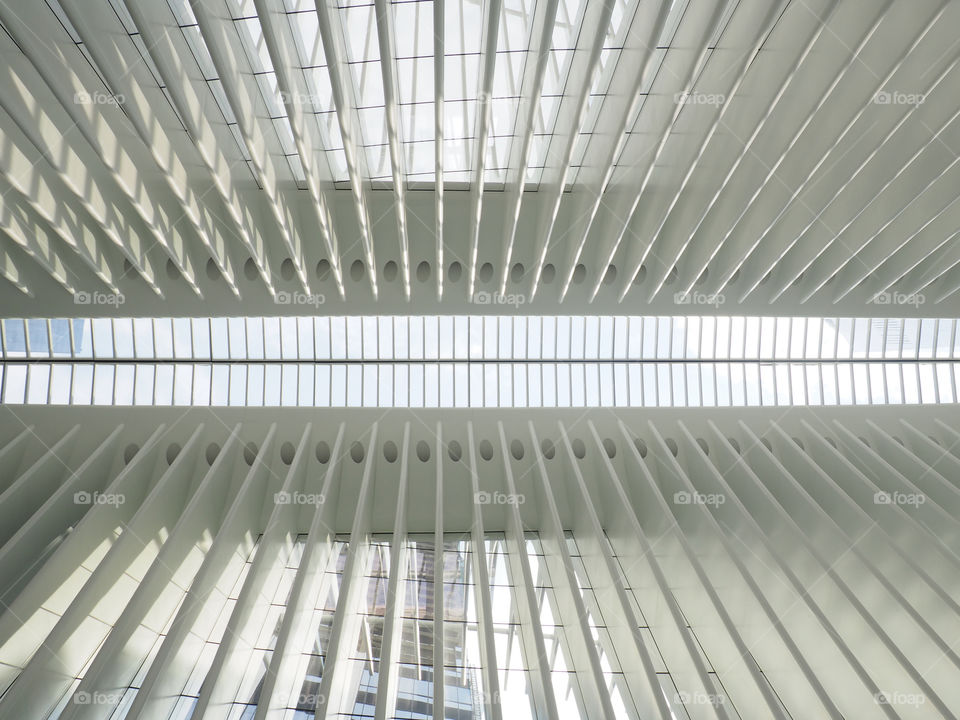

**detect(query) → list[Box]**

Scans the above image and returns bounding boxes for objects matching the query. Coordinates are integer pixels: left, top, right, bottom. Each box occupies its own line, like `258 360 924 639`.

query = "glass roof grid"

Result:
163 2 260 176
392 1 434 68
612 0 689 169
553 0 585 49
231 14 307 186
286 9 326 67
445 2 485 185
42 0 751 190
334 5 391 178
528 0 584 178
341 4 380 63
490 0 535 174
397 58 434 108
605 0 633 48
402 138 433 175
284 13 349 180
562 0 639 176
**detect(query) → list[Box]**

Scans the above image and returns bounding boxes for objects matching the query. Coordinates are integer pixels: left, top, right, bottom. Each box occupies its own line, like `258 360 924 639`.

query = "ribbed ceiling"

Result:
1 0 960 315
1 406 959 718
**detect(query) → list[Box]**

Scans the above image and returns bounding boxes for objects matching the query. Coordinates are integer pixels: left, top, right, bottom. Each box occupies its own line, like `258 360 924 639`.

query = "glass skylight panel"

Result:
338 4 389 178
288 10 323 67
562 0 640 185
4 316 960 408
7 358 957 409
229 12 308 186
113 319 134 358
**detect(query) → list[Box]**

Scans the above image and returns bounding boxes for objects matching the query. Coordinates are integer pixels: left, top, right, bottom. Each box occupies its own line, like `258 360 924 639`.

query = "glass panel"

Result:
4 317 957 407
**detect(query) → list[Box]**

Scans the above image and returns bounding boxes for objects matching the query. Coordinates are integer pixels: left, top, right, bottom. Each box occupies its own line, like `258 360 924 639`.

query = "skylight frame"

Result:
3 359 956 408
3 315 959 408
5 316 957 363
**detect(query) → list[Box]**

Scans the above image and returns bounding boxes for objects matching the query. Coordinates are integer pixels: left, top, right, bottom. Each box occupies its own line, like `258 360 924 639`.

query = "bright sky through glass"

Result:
3 316 958 361
1 316 958 407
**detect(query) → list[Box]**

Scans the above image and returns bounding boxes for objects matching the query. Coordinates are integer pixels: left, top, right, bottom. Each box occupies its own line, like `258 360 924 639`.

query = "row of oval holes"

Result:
134 435 846 468
174 257 828 291
221 258 628 286
200 257 747 288
129 431 915 467
164 254 833 292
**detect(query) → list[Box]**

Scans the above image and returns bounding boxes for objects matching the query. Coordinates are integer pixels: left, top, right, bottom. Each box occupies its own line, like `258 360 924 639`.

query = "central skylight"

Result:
4 315 958 361
2 315 958 407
